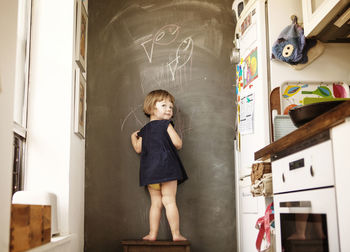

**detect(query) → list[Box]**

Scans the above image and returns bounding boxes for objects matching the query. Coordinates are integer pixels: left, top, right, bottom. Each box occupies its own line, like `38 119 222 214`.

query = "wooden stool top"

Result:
121 240 190 246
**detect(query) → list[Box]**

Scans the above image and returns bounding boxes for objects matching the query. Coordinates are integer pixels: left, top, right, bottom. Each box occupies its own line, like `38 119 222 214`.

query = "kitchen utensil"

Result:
303 97 350 105
270 87 281 141
230 47 240 64
282 85 301 98
280 81 350 115
288 100 346 127
301 86 332 97
333 83 348 98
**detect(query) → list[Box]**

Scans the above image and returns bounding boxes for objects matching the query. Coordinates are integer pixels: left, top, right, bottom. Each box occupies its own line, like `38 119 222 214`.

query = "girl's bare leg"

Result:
288 214 308 240
161 180 187 241
143 186 163 241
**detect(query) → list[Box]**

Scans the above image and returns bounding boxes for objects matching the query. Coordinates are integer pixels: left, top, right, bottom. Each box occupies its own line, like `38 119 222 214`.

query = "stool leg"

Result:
123 245 128 252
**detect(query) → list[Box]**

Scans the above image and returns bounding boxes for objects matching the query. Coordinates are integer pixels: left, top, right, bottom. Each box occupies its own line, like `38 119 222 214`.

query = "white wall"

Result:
25 0 85 251
26 0 72 233
0 0 18 251
68 113 85 251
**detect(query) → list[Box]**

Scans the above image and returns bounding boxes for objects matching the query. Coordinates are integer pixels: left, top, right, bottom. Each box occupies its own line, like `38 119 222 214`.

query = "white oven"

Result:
274 188 339 252
272 136 340 252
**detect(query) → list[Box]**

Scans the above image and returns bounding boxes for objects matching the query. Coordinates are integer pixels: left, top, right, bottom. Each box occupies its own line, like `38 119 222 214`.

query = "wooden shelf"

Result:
255 101 350 161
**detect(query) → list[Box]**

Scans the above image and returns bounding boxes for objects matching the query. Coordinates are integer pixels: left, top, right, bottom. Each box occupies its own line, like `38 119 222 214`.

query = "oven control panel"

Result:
289 158 304 171
272 140 334 194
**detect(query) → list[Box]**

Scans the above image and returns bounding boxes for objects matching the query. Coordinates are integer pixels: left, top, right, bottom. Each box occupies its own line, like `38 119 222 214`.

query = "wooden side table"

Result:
121 240 190 252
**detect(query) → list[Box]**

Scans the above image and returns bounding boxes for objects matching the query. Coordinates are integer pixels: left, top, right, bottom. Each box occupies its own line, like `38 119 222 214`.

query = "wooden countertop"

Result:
255 101 350 161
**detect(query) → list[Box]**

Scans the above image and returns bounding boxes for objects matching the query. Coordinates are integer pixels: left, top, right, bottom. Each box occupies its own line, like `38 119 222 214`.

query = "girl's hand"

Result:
131 130 142 153
132 130 140 139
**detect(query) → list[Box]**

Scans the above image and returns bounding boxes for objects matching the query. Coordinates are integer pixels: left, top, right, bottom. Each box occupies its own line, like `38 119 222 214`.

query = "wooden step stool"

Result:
121 240 190 252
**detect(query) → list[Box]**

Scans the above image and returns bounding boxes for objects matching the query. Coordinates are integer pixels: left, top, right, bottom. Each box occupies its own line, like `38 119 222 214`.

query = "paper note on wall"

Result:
239 92 255 135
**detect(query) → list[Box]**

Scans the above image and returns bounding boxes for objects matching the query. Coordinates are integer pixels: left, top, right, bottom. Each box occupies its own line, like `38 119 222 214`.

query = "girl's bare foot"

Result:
142 233 157 241
173 234 187 241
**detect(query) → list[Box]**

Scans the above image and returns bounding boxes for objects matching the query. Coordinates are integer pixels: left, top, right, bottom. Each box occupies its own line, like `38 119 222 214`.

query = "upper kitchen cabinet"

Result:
302 0 350 42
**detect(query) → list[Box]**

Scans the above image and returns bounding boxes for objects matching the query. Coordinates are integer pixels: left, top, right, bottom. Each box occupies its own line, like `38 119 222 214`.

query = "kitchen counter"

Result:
255 101 350 161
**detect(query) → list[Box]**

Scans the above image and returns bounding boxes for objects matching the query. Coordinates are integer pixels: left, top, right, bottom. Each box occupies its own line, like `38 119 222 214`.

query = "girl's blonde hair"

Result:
143 89 175 116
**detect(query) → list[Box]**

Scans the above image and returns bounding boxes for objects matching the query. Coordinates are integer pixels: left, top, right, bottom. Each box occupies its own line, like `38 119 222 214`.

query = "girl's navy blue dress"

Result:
137 120 188 187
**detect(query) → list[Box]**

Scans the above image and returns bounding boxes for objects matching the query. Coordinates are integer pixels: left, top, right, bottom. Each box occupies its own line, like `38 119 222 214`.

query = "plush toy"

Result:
272 16 316 65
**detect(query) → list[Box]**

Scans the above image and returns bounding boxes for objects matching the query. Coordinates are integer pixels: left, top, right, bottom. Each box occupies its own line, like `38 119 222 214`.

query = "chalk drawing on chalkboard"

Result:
176 37 193 69
154 24 180 45
121 104 144 132
140 76 146 94
141 24 181 63
140 71 165 95
141 38 154 63
168 57 179 81
168 37 194 81
139 63 191 95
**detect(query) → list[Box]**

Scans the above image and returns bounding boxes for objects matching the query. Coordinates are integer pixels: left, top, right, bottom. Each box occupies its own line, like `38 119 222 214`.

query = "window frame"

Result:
12 0 32 195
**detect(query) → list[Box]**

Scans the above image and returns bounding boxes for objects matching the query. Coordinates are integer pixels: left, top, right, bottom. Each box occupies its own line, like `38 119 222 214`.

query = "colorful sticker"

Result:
236 61 244 103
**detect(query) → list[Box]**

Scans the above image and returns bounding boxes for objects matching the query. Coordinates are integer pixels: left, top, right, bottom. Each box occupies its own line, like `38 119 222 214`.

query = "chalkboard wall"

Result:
86 0 237 251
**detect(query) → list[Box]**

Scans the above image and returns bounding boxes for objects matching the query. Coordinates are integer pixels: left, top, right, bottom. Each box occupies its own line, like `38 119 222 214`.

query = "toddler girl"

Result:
131 89 188 241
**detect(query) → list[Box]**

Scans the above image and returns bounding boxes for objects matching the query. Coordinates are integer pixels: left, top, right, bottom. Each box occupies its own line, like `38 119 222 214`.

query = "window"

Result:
12 0 32 195
12 134 24 194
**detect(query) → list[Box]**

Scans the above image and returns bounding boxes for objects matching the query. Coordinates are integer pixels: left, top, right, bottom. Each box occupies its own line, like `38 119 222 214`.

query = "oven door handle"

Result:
279 201 311 208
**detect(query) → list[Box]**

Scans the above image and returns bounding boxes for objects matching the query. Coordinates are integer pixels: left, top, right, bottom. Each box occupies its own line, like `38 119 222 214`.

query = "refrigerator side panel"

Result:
237 0 270 173
234 1 271 251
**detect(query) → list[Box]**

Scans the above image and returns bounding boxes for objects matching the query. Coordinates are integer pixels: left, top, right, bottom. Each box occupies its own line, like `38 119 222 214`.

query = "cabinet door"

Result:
302 0 348 36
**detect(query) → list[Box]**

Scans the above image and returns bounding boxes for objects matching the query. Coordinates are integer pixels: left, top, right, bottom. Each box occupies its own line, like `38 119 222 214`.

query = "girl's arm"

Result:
131 130 142 154
167 124 182 150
